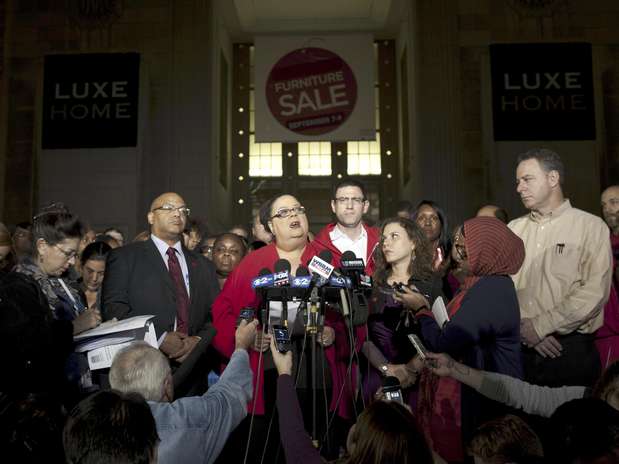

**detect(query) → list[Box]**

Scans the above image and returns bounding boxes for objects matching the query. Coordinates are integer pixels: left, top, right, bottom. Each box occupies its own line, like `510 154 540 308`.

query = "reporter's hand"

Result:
235 319 259 351
317 326 335 347
407 355 425 373
269 337 293 376
534 335 563 358
160 331 187 356
72 307 102 335
425 352 456 377
253 330 271 352
386 364 414 388
393 285 430 311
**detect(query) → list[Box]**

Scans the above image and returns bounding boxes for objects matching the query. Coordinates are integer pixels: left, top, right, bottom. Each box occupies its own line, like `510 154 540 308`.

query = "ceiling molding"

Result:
231 0 394 36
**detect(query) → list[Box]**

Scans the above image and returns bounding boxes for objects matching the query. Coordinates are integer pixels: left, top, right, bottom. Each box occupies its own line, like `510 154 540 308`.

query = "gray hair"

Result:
109 341 170 402
517 148 565 185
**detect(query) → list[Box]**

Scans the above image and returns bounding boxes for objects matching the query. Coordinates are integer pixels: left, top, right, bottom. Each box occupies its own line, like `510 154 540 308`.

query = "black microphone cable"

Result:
258 285 311 464
243 340 265 464
242 267 273 464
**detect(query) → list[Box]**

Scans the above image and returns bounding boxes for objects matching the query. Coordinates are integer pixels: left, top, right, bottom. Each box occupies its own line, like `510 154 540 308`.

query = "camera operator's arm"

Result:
270 339 322 464
426 352 586 417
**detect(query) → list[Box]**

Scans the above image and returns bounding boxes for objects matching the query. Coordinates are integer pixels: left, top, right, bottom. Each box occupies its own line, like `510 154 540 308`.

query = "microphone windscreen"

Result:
258 268 271 276
273 258 291 273
296 265 310 277
341 250 357 261
318 249 333 264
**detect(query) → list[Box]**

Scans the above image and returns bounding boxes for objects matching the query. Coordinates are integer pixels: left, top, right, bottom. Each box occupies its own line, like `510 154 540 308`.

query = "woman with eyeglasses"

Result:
212 194 328 463
14 206 102 335
413 216 525 462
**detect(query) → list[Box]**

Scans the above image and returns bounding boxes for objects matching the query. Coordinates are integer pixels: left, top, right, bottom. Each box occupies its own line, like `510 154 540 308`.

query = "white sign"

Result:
254 34 375 142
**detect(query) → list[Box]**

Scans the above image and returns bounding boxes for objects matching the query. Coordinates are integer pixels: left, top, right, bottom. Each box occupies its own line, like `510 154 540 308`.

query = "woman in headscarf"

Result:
414 216 525 462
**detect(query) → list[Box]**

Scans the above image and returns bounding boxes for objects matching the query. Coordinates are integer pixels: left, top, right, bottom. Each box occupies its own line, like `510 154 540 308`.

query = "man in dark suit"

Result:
101 192 219 396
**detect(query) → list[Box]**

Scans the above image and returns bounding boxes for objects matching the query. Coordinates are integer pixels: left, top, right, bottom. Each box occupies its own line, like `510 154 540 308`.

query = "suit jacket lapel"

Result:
184 247 198 304
184 247 201 332
144 239 175 294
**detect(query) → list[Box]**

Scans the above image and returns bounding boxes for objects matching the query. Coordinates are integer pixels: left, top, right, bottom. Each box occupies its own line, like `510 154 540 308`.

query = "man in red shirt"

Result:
313 179 379 274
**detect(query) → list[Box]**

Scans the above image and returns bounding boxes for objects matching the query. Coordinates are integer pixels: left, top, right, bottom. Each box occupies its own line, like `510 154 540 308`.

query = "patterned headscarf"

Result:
449 216 524 316
464 216 524 280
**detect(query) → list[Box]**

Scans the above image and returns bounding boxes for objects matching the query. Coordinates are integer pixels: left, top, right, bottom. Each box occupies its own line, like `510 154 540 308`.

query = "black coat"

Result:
101 237 219 393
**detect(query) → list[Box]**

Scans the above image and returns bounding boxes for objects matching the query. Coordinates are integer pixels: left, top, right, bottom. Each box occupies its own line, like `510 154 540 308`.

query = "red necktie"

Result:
166 247 189 334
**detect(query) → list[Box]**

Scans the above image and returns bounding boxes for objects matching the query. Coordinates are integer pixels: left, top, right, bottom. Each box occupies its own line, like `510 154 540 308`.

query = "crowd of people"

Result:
1 147 619 463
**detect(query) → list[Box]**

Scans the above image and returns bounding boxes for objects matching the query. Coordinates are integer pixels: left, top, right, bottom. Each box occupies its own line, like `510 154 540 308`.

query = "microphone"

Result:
319 249 333 263
291 265 312 288
252 267 272 330
273 259 291 327
273 258 291 287
340 251 372 289
340 250 365 273
308 257 334 280
251 267 274 289
382 376 404 404
328 274 352 288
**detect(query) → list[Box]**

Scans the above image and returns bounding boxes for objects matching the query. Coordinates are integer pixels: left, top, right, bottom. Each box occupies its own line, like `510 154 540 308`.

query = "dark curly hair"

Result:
372 217 435 288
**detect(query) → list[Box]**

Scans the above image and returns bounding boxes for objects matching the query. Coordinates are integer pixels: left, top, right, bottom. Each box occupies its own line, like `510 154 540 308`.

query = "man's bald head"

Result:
602 185 619 199
602 186 619 235
147 192 188 244
149 192 185 212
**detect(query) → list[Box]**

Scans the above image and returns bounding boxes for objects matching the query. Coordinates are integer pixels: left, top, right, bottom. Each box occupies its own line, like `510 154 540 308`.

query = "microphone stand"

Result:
281 287 288 328
307 286 320 447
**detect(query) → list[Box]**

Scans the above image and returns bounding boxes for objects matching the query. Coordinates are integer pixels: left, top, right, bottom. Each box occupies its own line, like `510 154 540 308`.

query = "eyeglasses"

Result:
54 244 78 260
152 205 191 216
271 206 306 219
334 197 365 205
454 242 467 260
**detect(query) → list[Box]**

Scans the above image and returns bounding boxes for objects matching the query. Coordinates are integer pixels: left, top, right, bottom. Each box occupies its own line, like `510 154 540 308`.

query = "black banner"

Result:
490 43 595 141
42 53 140 149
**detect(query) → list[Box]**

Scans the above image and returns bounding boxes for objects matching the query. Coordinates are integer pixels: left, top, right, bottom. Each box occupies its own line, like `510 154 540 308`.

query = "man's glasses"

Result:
54 244 78 260
152 205 191 216
271 206 306 219
334 197 365 205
